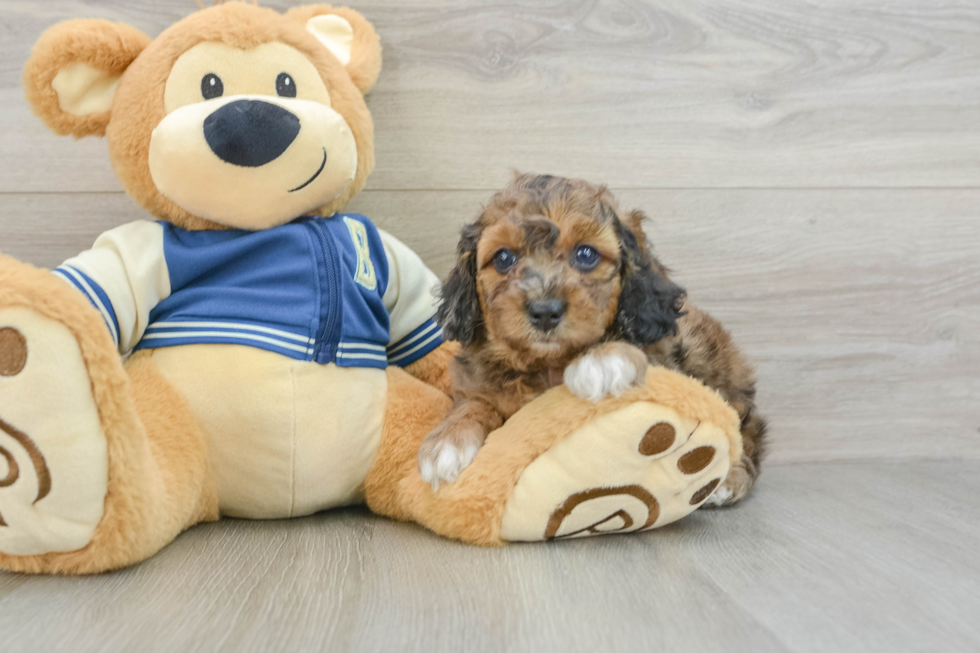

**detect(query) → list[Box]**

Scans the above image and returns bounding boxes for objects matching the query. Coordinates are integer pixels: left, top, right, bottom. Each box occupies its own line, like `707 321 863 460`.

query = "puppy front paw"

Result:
699 458 755 508
417 424 484 491
564 343 649 402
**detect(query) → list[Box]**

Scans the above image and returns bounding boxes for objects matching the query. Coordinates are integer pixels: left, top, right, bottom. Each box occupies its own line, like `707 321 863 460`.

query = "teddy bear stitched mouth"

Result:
288 147 327 193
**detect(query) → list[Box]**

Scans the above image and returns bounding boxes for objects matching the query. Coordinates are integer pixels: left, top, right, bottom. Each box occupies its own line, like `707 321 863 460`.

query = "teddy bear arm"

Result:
52 221 170 355
377 227 454 391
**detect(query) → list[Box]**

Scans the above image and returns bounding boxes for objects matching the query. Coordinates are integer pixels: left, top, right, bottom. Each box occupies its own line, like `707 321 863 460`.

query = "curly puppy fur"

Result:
424 174 767 505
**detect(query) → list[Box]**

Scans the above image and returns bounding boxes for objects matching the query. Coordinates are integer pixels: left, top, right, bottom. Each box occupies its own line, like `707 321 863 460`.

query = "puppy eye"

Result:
492 248 519 274
201 73 224 100
276 73 297 98
573 245 601 270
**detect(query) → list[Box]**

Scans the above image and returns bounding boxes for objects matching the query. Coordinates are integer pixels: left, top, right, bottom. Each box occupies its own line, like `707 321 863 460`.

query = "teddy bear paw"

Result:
498 401 732 541
0 307 108 556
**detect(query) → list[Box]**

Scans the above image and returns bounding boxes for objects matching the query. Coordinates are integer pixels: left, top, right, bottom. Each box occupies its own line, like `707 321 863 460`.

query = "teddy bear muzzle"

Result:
148 95 358 231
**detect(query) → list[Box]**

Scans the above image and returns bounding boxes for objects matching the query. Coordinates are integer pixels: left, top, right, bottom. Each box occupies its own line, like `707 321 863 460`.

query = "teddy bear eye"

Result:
276 73 297 98
201 73 224 100
492 248 519 274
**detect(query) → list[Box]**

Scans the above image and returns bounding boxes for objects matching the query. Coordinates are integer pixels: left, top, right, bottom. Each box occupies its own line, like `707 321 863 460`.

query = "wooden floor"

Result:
1 462 977 653
1 1 978 651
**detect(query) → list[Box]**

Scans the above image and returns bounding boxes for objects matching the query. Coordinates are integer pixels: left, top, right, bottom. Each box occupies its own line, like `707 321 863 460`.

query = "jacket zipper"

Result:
307 219 342 363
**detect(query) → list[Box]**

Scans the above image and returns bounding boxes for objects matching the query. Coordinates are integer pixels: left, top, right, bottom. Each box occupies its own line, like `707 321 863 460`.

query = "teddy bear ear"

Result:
286 5 382 95
23 19 150 138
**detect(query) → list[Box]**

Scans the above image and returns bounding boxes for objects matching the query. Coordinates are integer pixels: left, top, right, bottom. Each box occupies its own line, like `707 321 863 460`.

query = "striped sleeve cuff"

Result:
52 266 120 346
139 320 315 358
387 318 444 366
336 341 389 369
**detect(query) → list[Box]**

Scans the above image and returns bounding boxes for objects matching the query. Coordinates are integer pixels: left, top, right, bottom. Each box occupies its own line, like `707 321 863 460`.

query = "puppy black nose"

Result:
204 99 300 167
527 299 566 332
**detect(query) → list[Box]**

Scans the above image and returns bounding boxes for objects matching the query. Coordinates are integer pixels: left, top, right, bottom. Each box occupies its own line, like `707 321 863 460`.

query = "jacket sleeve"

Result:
52 221 171 355
377 229 444 366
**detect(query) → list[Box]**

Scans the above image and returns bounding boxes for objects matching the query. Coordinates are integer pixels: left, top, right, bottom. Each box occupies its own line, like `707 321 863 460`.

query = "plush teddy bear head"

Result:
23 2 381 231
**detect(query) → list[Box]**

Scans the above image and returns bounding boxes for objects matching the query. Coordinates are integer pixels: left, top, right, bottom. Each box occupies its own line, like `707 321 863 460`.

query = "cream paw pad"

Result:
0 307 109 556
498 369 741 541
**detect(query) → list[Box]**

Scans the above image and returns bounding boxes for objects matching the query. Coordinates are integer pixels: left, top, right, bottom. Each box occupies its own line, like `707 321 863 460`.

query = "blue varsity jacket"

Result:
53 214 444 369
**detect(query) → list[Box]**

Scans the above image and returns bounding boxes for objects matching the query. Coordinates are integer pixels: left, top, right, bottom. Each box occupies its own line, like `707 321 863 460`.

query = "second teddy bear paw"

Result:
498 401 732 541
0 307 108 556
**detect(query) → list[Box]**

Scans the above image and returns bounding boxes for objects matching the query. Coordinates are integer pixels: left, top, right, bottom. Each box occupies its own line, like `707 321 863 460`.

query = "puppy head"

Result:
438 174 686 367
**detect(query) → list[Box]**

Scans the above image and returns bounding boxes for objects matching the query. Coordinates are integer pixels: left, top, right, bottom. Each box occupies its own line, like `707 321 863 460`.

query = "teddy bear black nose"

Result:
203 99 300 167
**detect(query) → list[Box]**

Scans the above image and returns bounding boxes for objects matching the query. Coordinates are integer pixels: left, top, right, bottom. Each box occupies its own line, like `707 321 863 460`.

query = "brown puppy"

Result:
418 174 767 506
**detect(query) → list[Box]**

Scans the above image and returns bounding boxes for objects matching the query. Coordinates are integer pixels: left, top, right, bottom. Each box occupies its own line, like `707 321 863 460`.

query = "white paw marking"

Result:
702 484 733 508
564 351 643 402
419 440 480 491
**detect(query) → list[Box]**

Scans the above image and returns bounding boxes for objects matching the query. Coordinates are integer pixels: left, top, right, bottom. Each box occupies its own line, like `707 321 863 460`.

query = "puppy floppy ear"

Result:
612 212 687 345
23 19 149 138
286 5 382 94
437 222 485 346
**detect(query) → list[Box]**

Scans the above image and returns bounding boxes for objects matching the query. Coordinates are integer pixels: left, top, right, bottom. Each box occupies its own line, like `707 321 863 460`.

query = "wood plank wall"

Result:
1 0 978 464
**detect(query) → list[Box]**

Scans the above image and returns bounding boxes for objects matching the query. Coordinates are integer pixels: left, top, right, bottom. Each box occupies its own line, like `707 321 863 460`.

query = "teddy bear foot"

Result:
499 400 733 541
0 307 108 556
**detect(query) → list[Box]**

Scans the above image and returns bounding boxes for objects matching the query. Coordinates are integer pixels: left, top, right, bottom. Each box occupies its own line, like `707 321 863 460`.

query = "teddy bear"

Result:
0 2 742 574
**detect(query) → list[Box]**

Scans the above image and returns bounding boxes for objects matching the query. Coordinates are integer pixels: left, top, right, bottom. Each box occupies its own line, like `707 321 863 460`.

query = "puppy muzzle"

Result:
526 298 566 332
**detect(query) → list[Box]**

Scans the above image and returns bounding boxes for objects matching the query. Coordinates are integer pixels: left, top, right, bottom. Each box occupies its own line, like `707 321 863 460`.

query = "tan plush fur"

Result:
392 367 740 546
5 2 385 573
2 3 749 573
402 341 460 396
364 368 452 521
0 258 216 574
23 19 150 138
126 351 220 535
284 5 382 94
22 2 378 231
